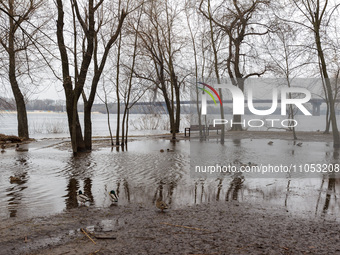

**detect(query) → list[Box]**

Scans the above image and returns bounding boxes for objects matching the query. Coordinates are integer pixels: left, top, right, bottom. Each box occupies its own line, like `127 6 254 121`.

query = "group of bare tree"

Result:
1 0 340 153
194 0 340 146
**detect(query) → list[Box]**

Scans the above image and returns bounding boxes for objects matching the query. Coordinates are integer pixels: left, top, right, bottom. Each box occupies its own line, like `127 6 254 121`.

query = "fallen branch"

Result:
81 228 96 244
94 234 116 239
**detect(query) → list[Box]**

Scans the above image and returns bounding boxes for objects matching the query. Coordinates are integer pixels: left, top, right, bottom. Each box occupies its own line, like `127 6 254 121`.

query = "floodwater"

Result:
1 112 340 221
1 137 340 221
0 111 336 139
0 112 189 138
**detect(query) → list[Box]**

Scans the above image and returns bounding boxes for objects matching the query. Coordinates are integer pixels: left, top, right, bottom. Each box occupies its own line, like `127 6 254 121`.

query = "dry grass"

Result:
0 133 22 142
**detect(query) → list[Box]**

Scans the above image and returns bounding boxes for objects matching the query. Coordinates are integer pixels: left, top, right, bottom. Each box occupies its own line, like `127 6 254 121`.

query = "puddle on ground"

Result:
0 138 339 221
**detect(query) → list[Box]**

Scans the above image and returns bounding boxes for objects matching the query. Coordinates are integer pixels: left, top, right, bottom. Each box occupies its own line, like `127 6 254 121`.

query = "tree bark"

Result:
8 0 29 139
314 20 340 147
56 0 94 154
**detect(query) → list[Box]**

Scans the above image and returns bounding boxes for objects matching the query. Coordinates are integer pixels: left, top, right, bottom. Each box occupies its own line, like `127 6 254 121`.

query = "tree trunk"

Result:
9 64 29 139
208 0 224 143
162 87 176 139
125 108 129 145
121 108 126 147
84 106 92 150
8 0 29 139
314 26 340 147
65 94 85 153
115 33 122 146
169 106 176 140
174 78 181 135
230 79 244 131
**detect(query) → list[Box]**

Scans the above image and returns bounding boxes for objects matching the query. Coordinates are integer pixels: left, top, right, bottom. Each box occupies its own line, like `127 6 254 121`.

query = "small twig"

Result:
81 228 96 245
160 222 211 233
59 251 71 255
89 249 101 255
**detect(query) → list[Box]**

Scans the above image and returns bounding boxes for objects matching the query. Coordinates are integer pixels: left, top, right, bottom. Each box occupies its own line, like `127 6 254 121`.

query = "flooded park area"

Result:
1 113 340 254
1 133 340 221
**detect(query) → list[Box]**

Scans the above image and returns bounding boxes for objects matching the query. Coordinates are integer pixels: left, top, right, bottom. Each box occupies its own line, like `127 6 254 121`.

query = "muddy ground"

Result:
1 131 340 254
55 130 337 151
193 130 335 143
1 202 340 255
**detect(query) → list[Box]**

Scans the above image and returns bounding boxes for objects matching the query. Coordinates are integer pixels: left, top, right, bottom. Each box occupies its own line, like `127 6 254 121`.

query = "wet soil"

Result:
1 202 340 255
193 130 335 142
54 130 336 150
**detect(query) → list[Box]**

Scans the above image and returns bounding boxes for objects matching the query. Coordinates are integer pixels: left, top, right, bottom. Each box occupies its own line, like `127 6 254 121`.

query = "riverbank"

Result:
52 130 336 148
0 130 335 144
1 201 339 254
192 130 335 142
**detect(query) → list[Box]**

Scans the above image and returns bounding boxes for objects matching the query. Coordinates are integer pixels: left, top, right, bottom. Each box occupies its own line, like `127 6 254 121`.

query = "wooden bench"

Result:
207 124 224 135
185 125 206 137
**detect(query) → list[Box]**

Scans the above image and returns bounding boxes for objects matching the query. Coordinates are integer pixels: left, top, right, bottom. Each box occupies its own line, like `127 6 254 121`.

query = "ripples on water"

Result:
0 138 340 221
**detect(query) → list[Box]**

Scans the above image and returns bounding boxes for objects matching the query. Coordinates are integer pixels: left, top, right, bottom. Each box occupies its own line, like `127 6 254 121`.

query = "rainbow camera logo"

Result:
197 82 222 115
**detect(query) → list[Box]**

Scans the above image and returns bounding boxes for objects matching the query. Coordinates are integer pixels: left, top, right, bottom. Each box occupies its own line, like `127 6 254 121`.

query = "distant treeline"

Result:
0 98 191 114
2 98 329 115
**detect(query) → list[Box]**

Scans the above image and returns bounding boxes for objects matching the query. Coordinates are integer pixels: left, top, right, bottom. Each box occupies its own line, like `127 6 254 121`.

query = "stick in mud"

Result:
81 228 96 244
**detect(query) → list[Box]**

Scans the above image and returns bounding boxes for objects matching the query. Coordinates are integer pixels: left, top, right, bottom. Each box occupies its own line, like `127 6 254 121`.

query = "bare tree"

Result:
184 1 204 137
56 0 127 153
0 0 45 139
135 0 185 140
265 16 314 139
120 8 148 148
206 0 225 142
56 0 94 153
289 0 340 147
96 78 115 146
82 1 127 150
199 0 269 131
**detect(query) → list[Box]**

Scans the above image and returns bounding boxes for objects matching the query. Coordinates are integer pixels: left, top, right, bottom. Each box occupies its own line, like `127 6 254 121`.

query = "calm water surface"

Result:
1 137 340 221
0 112 189 138
1 112 340 221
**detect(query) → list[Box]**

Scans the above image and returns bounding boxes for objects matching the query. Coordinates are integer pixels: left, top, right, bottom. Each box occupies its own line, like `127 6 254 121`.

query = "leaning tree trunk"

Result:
314 27 340 147
121 107 127 147
174 79 181 135
9 68 29 139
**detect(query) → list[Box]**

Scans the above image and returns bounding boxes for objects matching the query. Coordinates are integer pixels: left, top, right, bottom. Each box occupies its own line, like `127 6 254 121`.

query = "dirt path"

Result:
1 201 340 255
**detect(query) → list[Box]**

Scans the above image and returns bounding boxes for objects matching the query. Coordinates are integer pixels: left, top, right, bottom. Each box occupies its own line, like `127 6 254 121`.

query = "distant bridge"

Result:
134 98 327 116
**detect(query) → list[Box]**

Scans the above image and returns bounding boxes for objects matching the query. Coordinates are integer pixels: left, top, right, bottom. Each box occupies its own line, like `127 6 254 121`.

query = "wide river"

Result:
0 112 340 221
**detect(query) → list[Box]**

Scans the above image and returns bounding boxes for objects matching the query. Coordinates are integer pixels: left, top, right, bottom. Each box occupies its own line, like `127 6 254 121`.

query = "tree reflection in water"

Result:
226 173 244 201
64 178 79 209
322 174 336 214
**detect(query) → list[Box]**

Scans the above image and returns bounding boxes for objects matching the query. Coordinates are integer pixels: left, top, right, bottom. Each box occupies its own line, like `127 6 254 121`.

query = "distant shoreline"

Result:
1 130 335 143
187 130 335 143
0 110 102 114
